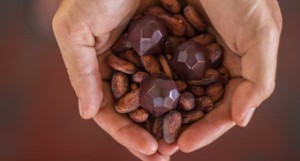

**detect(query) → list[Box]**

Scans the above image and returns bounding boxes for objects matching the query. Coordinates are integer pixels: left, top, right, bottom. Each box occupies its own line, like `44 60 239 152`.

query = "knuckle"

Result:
260 81 275 98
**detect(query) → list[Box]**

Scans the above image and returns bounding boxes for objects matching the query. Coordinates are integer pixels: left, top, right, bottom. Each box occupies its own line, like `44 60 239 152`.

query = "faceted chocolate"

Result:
170 40 210 80
140 74 180 116
128 15 167 56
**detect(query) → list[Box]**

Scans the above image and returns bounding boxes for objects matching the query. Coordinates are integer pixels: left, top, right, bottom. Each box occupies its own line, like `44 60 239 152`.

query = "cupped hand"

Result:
177 0 282 153
52 0 177 160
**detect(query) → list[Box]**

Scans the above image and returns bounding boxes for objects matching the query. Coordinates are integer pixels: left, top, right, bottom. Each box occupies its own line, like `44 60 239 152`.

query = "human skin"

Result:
52 0 282 160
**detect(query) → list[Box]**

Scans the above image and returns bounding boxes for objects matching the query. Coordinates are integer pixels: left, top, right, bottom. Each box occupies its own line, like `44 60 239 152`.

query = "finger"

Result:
93 81 158 155
157 139 179 156
128 148 170 161
178 79 242 153
232 22 281 127
53 6 102 119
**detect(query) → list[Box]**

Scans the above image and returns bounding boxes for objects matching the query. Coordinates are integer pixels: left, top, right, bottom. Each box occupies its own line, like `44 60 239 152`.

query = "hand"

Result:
52 0 177 160
177 0 282 152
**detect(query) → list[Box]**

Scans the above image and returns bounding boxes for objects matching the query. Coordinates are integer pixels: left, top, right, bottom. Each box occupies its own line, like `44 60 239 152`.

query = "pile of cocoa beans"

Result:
106 0 229 144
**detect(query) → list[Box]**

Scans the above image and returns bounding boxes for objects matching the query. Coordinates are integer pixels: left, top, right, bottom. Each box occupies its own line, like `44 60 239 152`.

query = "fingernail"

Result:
241 107 255 127
78 99 85 118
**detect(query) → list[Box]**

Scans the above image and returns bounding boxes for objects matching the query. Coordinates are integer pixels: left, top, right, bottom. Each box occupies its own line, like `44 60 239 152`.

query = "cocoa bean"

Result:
163 110 182 144
164 36 187 54
187 68 219 86
115 89 140 113
207 43 223 67
174 14 196 37
132 71 149 83
188 86 205 97
111 72 129 99
217 67 229 85
184 5 207 31
130 83 139 91
182 110 204 124
196 96 213 113
192 33 215 46
158 14 186 36
158 54 173 79
206 84 224 102
144 117 153 133
152 116 164 140
165 53 172 60
175 80 188 92
107 54 137 74
119 49 142 68
129 107 149 123
160 0 182 13
112 33 131 53
179 91 195 111
140 55 161 74
145 6 168 16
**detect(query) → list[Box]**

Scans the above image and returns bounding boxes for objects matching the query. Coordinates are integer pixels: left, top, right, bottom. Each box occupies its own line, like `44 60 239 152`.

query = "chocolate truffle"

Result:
140 74 180 116
170 40 210 80
128 15 167 56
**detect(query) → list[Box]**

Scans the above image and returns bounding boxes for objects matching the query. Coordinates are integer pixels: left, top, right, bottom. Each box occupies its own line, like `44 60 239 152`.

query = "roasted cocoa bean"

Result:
188 86 205 97
160 0 182 13
158 14 186 36
130 83 139 91
174 14 196 37
163 110 182 144
179 91 195 111
206 84 224 102
217 67 229 85
112 72 129 99
107 54 137 74
115 89 140 113
145 6 168 16
152 116 164 140
187 68 219 86
112 33 131 53
119 49 142 68
192 33 215 46
158 54 173 79
184 5 207 31
164 36 187 54
182 110 204 124
196 96 213 113
140 55 161 74
175 80 188 92
132 71 149 83
129 107 149 122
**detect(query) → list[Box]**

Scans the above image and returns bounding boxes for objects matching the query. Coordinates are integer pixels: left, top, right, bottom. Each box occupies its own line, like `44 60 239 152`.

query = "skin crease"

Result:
52 0 282 160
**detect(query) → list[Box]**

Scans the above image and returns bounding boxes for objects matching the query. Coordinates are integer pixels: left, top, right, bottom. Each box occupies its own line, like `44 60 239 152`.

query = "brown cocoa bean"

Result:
158 54 173 79
158 14 186 36
207 43 223 67
112 72 129 99
112 33 131 53
129 107 149 123
107 54 137 74
184 5 207 31
175 80 188 92
196 96 213 113
188 86 205 97
145 6 168 16
165 53 172 60
132 71 149 83
179 91 195 111
115 89 140 113
164 36 187 54
174 14 196 37
140 55 161 74
206 84 224 102
163 110 182 144
187 68 219 86
144 117 153 133
192 33 215 46
160 0 182 13
152 116 164 140
217 67 229 85
119 49 142 68
130 83 139 91
182 110 204 124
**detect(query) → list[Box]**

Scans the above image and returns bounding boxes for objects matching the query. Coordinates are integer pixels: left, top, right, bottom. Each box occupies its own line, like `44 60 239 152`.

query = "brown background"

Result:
0 0 299 161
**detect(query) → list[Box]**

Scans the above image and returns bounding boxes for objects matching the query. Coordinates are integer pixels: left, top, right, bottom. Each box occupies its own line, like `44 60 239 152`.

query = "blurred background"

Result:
0 0 299 161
